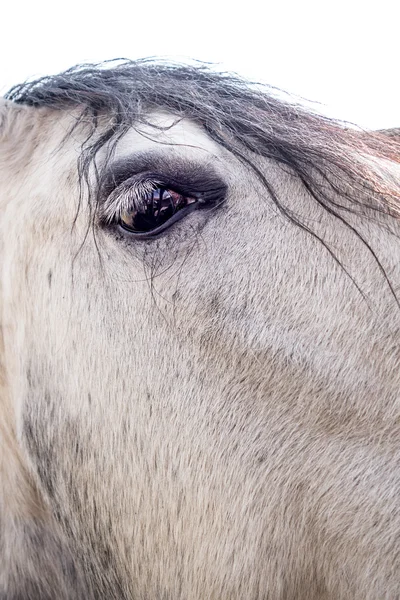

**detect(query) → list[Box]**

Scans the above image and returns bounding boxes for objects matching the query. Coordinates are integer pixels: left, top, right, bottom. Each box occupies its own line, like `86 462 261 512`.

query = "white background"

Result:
1 0 398 129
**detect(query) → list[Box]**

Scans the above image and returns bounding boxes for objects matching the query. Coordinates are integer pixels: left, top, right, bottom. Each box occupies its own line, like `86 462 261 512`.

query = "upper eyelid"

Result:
98 152 227 201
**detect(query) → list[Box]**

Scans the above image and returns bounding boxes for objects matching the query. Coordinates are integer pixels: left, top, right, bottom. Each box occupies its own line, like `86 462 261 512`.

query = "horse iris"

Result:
120 187 195 234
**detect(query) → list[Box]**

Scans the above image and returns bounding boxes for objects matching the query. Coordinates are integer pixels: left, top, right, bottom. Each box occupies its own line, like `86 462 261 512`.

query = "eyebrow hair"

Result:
99 151 228 201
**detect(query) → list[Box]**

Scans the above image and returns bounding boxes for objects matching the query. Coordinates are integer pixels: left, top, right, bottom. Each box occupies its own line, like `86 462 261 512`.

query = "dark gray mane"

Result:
6 59 400 299
379 128 400 139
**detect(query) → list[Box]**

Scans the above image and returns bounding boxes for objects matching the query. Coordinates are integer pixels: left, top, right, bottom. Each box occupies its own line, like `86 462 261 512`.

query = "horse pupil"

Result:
122 188 179 233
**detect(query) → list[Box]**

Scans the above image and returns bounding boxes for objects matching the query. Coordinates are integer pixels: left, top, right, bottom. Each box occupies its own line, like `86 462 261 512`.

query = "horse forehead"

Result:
112 111 222 159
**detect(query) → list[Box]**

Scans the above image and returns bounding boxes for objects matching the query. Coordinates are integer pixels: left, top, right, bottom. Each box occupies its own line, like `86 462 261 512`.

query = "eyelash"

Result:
101 177 169 225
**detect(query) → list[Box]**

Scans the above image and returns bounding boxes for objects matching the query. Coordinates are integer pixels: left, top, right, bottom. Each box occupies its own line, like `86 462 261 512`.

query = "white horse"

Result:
0 60 399 599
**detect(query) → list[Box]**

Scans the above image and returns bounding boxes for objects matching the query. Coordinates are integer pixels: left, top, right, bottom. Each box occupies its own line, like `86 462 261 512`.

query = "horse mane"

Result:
378 128 400 139
5 59 400 299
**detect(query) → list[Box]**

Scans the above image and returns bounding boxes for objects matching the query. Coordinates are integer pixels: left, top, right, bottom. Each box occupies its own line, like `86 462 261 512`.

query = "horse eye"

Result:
119 188 197 235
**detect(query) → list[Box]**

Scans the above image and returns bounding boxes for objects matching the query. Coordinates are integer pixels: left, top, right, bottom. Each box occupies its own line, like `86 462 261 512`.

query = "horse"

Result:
0 60 399 600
